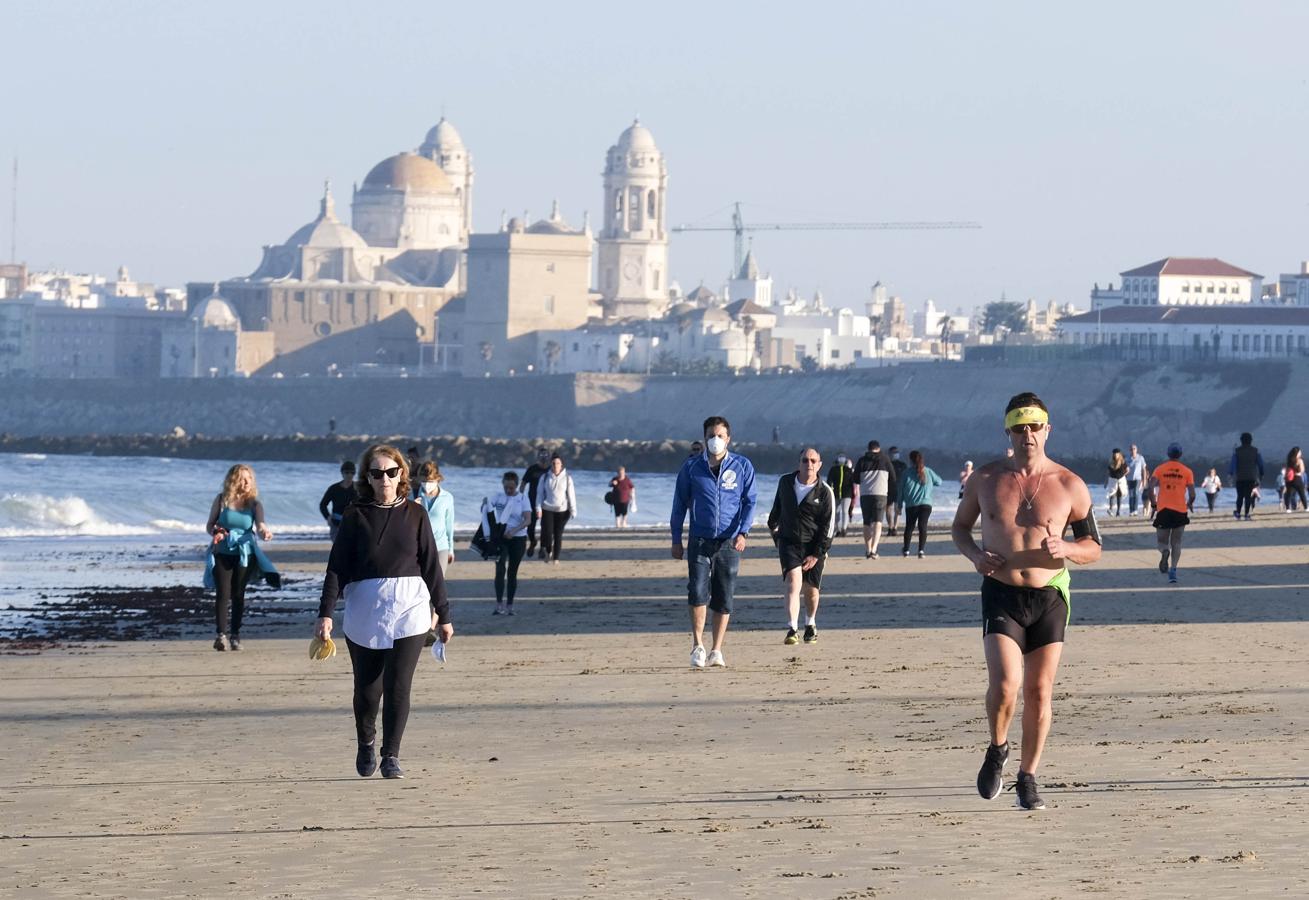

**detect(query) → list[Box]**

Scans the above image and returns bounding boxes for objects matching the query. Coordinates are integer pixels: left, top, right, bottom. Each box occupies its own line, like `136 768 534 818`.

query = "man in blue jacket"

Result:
671 415 757 669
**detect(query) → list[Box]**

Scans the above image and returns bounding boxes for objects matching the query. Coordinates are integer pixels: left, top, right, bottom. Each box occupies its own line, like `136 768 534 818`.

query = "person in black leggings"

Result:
898 450 942 558
490 471 533 615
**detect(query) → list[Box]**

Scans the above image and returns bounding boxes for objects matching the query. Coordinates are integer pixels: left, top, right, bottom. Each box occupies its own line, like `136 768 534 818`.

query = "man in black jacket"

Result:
768 447 836 645
827 453 855 537
522 447 551 557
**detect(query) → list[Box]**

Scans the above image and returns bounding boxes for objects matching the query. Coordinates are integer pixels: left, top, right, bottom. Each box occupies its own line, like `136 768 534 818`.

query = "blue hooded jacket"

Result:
670 451 757 543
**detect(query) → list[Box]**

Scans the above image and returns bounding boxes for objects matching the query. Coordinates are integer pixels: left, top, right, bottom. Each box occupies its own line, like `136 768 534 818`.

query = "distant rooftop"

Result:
1061 305 1309 327
1120 257 1262 279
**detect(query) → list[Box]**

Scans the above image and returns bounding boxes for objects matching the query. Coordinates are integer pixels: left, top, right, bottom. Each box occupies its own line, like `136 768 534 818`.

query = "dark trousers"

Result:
1235 480 1257 517
903 505 932 553
1127 480 1139 514
496 536 527 604
540 509 571 560
526 509 539 553
1285 480 1308 510
1205 492 1217 512
211 551 250 635
346 632 426 758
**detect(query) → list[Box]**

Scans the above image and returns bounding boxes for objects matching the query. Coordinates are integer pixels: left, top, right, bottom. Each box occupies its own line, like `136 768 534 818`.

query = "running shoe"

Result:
803 624 818 644
356 742 378 777
902 548 910 557
213 634 228 652
784 628 800 645
1015 771 1045 810
1158 549 1169 573
1168 568 1178 584
493 604 504 615
708 649 727 667
690 645 707 668
229 635 242 651
977 741 1008 800
380 756 404 779
506 606 516 616
918 550 925 559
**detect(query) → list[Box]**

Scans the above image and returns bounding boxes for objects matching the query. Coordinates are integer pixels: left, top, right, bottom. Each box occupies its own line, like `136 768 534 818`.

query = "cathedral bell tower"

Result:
597 119 669 319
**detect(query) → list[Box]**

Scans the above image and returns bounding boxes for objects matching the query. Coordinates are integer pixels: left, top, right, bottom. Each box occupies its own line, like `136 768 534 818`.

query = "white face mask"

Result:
422 481 438 493
706 436 727 456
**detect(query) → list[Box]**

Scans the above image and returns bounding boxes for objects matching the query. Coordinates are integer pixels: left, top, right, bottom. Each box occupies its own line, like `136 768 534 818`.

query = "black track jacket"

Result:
767 473 836 558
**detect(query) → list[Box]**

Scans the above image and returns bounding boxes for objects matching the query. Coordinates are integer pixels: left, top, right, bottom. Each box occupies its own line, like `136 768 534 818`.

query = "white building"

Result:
1058 305 1309 358
596 120 669 319
726 250 773 307
1091 257 1262 309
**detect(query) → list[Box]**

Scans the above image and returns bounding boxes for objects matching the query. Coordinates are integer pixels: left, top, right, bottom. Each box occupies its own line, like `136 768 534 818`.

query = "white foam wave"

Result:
0 492 157 538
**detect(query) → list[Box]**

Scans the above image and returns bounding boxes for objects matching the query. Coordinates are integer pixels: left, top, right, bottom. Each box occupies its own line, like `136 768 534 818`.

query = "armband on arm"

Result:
1069 508 1101 546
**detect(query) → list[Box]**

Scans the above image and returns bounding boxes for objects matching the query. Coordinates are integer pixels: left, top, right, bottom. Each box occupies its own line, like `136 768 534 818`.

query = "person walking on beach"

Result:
1126 444 1147 516
1229 432 1264 520
852 441 892 559
415 462 455 575
536 453 577 564
827 453 855 538
315 444 451 780
671 415 757 669
768 447 835 646
1106 449 1128 516
489 471 532 615
319 460 358 542
1283 447 1306 512
887 446 907 536
406 446 423 499
522 448 551 558
688 440 704 458
609 466 636 528
1149 443 1195 585
951 392 1102 811
206 464 276 652
1201 468 1222 513
899 451 943 557
959 460 975 499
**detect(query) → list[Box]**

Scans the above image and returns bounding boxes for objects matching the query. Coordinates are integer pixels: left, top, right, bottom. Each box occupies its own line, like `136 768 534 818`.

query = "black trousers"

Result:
211 551 251 635
496 536 527 604
540 509 571 560
1235 480 1257 517
526 509 539 553
903 505 932 552
1285 480 1307 510
346 632 427 758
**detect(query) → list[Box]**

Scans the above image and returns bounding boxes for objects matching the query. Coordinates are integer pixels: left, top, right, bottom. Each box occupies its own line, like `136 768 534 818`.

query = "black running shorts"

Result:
1152 508 1189 529
778 542 824 589
981 577 1067 653
860 495 886 525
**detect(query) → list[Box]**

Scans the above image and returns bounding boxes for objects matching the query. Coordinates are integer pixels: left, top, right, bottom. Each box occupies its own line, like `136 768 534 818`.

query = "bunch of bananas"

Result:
309 635 337 661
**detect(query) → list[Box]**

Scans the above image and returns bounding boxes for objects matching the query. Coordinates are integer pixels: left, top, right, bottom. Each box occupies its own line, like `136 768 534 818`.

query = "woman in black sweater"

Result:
315 444 452 779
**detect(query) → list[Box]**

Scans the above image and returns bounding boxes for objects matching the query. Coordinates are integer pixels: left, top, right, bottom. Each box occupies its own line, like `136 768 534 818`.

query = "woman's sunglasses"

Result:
368 466 402 480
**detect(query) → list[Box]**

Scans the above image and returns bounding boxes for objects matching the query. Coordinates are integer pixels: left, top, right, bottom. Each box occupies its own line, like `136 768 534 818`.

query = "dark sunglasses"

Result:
368 466 402 480
800 457 821 464
1008 423 1046 434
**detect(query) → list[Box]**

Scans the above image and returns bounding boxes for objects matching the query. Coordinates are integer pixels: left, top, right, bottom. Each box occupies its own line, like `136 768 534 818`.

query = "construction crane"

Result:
671 201 982 275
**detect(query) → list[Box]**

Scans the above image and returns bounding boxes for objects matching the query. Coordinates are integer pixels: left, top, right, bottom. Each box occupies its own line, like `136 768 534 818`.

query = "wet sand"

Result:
3 515 1307 898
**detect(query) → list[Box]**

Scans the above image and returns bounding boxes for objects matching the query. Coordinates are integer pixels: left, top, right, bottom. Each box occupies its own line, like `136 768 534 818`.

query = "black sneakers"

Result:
1015 771 1045 810
380 756 405 779
356 742 377 777
976 742 1008 800
229 634 242 651
803 624 818 644
784 628 799 645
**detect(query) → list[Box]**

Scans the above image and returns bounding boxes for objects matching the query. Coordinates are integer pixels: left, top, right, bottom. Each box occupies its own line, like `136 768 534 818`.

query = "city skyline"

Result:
7 1 1309 312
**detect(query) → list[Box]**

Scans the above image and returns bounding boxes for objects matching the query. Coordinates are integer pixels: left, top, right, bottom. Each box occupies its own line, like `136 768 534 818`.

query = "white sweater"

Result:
537 469 577 515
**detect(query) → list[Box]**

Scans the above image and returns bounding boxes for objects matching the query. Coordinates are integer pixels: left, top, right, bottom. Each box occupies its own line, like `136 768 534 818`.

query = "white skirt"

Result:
342 576 432 649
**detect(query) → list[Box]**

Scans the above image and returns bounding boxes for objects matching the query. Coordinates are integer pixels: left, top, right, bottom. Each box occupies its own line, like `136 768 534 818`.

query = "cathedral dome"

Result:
192 289 240 330
283 186 369 250
423 117 464 150
361 152 453 194
615 118 658 151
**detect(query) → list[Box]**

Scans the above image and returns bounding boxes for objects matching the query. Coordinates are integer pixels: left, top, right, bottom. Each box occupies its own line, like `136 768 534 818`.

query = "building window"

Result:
294 291 305 303
652 270 660 290
1242 335 1251 351
544 295 555 314
1298 335 1306 350
1275 334 1284 351
1219 284 1228 294
1232 335 1240 351
1181 282 1190 293
854 350 863 358
571 342 579 352
1207 282 1215 293
831 349 840 359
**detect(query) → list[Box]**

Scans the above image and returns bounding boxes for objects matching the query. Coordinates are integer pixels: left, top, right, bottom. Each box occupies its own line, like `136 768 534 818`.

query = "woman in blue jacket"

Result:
899 450 942 558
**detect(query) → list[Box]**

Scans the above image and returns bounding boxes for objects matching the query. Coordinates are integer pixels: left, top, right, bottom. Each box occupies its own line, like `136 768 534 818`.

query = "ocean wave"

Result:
0 492 162 538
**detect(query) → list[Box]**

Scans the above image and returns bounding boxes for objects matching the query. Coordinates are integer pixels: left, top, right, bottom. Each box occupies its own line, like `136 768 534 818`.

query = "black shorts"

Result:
778 542 825 589
613 500 629 516
860 495 886 524
1152 508 1189 529
981 577 1067 653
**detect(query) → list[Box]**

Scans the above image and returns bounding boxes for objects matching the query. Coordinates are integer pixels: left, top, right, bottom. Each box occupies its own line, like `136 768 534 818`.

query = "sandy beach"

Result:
3 515 1307 898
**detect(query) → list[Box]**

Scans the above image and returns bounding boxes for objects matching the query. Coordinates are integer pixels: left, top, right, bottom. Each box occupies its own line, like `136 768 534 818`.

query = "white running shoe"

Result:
690 645 707 668
707 649 726 668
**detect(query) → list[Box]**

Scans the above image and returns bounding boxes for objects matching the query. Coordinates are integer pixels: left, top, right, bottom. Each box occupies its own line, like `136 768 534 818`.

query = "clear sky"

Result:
7 1 1308 312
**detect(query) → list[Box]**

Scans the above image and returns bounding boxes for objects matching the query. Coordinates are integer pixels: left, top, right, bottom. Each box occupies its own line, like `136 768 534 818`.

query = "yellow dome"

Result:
361 152 453 194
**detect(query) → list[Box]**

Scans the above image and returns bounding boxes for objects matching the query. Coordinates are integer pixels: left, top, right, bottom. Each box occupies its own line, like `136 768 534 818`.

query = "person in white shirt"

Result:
1201 468 1222 513
1126 445 1148 516
488 471 533 615
535 453 577 564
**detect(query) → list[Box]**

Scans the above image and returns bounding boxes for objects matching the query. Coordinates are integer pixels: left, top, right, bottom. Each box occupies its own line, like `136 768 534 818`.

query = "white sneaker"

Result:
690 645 707 668
707 649 726 668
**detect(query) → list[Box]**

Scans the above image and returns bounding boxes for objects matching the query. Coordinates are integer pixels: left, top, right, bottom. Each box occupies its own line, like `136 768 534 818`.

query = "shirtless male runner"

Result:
951 392 1102 810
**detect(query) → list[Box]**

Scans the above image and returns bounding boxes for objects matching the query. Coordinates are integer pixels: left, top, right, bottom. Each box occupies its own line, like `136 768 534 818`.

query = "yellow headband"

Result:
1004 406 1049 429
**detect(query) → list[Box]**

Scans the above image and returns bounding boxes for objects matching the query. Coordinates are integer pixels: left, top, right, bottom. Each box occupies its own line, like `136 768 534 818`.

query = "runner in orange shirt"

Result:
1149 443 1196 584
